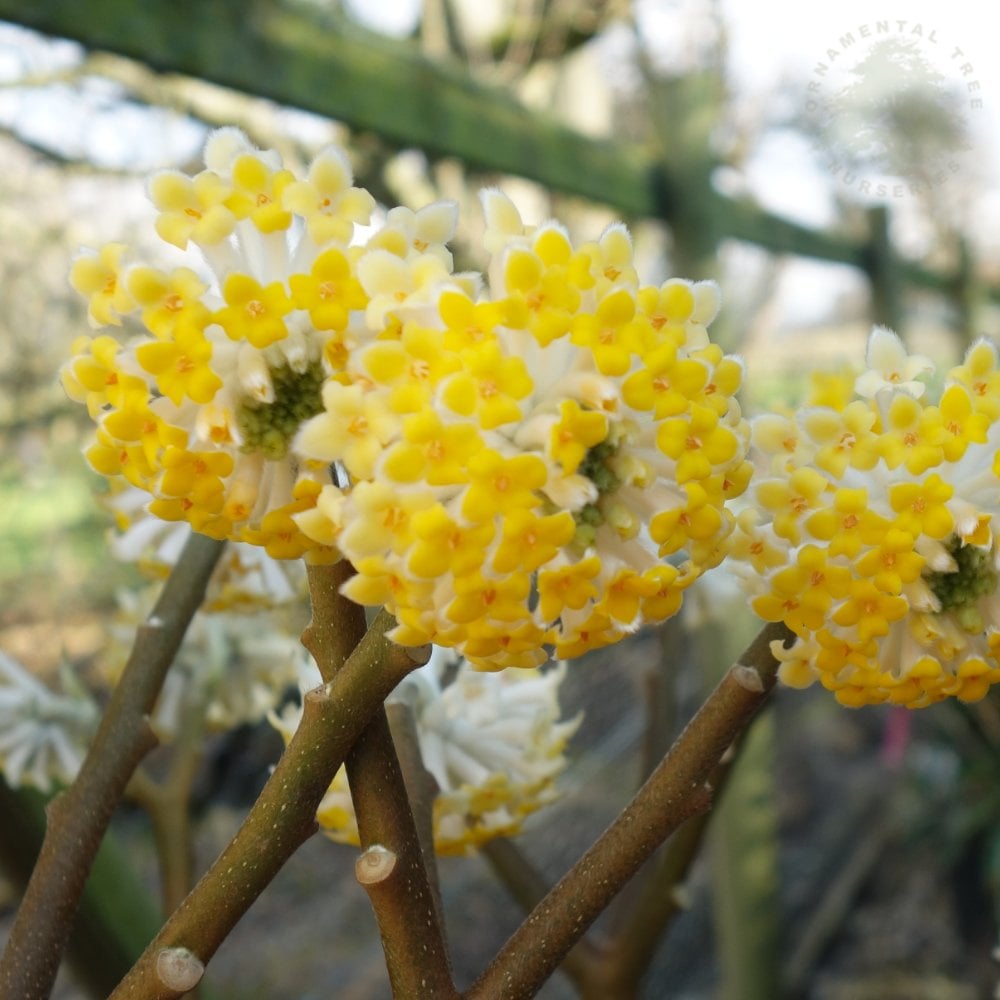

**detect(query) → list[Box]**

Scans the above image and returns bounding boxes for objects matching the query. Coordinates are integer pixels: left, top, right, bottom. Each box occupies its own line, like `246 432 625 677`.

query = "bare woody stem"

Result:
465 621 794 1000
0 531 225 1000
593 752 743 998
109 570 424 1000
318 560 456 998
482 838 599 990
347 707 458 999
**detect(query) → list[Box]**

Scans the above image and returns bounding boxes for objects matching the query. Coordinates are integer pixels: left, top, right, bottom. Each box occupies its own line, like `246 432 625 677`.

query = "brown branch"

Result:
126 700 210 919
310 556 457 998
302 560 369 684
385 701 446 919
0 531 225 1000
108 586 423 998
464 621 794 1000
347 705 457 999
482 837 600 990
595 747 746 997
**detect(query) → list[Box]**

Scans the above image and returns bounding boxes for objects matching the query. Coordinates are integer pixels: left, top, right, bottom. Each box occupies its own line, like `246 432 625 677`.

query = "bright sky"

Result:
720 0 1000 219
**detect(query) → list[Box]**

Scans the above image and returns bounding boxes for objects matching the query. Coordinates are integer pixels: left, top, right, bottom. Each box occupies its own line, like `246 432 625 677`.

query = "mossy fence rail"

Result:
0 2 993 333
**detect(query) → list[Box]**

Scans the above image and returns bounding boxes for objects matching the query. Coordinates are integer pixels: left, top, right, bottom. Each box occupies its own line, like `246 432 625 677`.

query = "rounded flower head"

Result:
735 327 1000 708
270 646 581 855
62 127 407 562
293 191 751 668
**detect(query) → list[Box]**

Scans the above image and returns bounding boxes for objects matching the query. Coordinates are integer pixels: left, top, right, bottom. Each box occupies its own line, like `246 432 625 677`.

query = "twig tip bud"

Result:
733 664 764 692
355 844 397 885
156 947 204 991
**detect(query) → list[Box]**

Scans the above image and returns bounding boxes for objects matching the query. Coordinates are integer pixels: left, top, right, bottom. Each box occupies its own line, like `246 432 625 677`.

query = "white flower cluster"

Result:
271 646 581 854
0 652 98 792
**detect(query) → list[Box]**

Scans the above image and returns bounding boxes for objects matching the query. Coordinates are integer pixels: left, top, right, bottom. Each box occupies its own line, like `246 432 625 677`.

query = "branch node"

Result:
355 844 398 885
732 664 764 692
155 947 204 991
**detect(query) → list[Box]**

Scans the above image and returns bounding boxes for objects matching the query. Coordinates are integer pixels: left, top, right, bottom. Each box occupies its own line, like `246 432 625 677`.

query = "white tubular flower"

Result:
0 653 98 792
269 646 581 854
854 325 933 399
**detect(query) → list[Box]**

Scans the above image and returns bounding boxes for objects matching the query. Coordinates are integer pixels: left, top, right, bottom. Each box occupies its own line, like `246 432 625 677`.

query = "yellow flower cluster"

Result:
294 191 750 667
64 128 750 666
736 326 1000 707
63 127 380 560
270 648 580 855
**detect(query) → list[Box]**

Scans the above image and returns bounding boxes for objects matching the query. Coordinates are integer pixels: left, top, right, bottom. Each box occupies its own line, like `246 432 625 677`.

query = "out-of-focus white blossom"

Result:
105 588 307 741
0 653 98 792
270 646 581 854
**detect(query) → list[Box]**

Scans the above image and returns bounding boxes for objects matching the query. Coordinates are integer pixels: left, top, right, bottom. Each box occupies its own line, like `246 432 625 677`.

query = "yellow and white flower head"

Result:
269 645 581 855
736 327 1000 708
61 126 457 562
294 190 751 668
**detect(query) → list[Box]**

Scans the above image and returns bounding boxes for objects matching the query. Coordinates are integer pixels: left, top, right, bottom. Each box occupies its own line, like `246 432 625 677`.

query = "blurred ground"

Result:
2 620 998 998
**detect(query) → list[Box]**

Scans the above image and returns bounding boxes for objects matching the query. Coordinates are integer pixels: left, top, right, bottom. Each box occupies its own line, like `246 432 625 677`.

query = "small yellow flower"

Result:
135 322 222 405
549 400 609 475
147 169 235 248
224 151 295 232
294 382 398 481
69 244 134 327
280 146 376 245
126 266 210 340
288 247 367 335
441 341 533 430
215 274 294 349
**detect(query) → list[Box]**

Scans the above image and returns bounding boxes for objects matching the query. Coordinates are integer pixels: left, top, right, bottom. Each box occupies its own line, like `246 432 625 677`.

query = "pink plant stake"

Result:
880 705 913 770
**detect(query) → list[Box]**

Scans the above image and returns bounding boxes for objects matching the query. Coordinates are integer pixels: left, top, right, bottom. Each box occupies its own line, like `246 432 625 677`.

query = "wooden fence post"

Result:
953 237 979 347
864 205 904 332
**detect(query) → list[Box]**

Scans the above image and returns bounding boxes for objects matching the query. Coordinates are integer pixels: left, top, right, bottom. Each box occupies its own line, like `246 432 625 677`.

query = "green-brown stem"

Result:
0 531 225 1000
318 560 455 998
127 694 210 919
347 705 457 999
465 621 794 1000
592 751 742 998
482 838 600 990
109 573 422 998
385 701 446 921
303 561 368 684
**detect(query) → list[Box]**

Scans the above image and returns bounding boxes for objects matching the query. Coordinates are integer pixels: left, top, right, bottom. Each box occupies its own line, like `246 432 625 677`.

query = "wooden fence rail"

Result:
0 1 994 327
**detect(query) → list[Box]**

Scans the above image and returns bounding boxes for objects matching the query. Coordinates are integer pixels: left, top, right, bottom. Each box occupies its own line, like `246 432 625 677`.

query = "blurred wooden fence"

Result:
0 0 993 334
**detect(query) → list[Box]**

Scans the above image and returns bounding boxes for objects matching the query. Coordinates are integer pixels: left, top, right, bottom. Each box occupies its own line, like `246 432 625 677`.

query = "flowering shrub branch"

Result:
109 598 427 999
3 121 997 998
